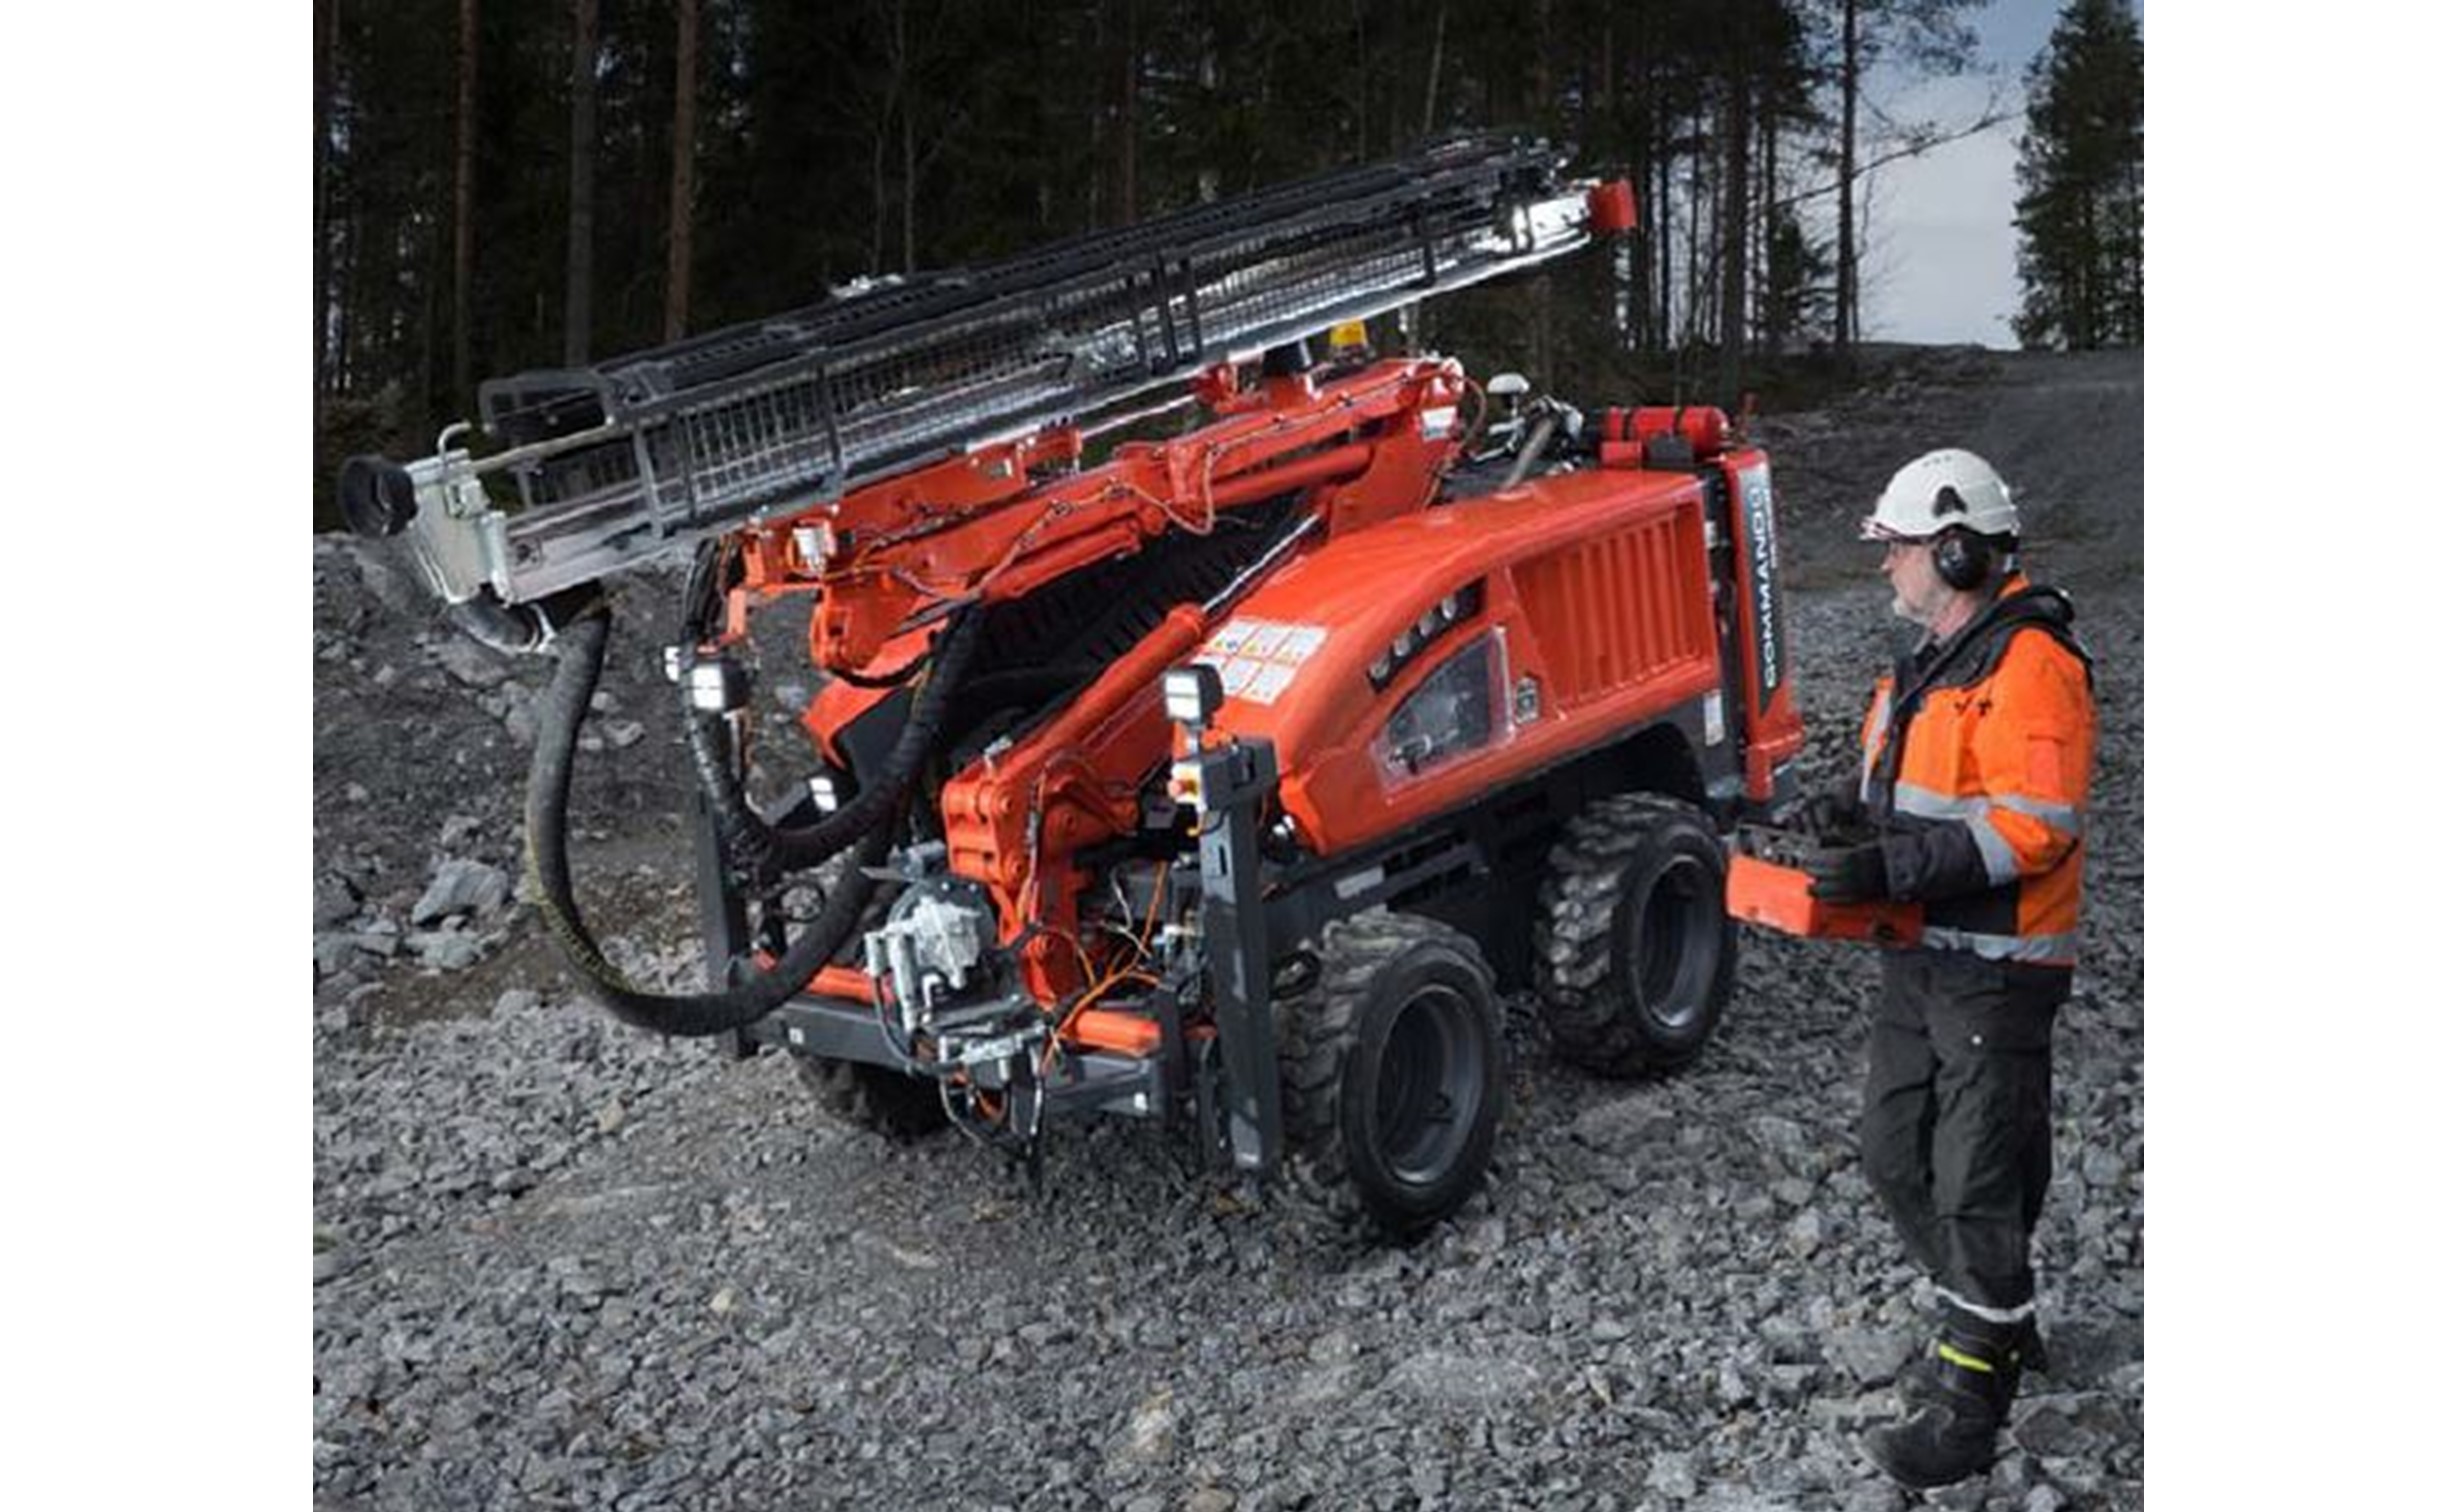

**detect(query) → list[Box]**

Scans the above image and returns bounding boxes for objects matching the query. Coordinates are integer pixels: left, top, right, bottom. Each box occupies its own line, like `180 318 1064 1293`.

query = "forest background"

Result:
310 0 2144 527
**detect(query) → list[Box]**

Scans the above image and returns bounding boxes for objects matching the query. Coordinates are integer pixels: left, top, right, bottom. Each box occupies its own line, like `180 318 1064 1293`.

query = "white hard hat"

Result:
1862 448 2020 541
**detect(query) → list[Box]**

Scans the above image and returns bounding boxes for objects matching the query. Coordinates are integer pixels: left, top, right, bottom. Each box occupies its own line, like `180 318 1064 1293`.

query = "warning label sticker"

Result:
1195 618 1332 706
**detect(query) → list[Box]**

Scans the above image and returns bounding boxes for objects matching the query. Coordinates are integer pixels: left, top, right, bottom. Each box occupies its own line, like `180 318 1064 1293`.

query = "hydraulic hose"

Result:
684 604 987 876
448 584 604 655
524 604 905 1037
448 595 554 655
673 541 773 876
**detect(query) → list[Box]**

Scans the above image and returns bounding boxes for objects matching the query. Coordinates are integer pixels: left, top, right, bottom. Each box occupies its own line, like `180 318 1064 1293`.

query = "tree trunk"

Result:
564 0 598 366
871 115 889 271
665 0 698 341
2080 194 2099 349
1607 19 1633 353
1084 0 1106 230
1420 1 1445 137
315 0 338 396
335 194 358 395
875 0 905 269
1117 0 1139 224
1683 116 1704 350
453 0 477 396
1717 77 1747 401
1758 101 1777 353
1659 132 1675 353
1028 0 1054 234
1629 47 1651 354
1835 0 1859 356
1195 29 1219 204
1598 15 1614 119
1351 0 1368 161
898 0 922 272
902 65 917 272
418 206 441 433
1533 0 1553 389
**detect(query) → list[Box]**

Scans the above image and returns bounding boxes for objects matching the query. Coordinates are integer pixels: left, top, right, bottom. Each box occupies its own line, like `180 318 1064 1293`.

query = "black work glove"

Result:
1804 842 1889 904
1800 789 1868 843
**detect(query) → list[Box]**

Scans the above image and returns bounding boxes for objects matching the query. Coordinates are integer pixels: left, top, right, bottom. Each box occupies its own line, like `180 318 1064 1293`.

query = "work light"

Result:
688 658 748 714
792 522 837 567
1162 665 1224 728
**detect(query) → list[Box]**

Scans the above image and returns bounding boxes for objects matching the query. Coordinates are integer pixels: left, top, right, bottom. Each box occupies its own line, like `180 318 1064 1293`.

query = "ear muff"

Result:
1932 528 1991 592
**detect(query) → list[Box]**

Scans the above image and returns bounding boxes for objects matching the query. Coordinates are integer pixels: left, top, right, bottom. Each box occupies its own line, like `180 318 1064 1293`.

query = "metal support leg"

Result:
690 790 758 1060
1192 739 1281 1172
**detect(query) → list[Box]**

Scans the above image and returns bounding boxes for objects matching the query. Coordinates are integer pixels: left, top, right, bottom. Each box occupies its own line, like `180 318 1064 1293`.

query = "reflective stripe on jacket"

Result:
1856 575 2097 967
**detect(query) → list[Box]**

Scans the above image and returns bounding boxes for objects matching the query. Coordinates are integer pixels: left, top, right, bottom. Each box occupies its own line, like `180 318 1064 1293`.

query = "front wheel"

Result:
1276 911 1506 1237
1532 793 1736 1076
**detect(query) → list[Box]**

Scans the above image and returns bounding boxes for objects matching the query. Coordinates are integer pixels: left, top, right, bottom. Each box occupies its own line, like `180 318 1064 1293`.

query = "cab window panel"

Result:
1375 632 1500 780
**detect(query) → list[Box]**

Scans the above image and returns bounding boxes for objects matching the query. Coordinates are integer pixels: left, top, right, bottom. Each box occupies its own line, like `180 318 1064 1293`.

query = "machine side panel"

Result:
1513 502 1717 708
1207 469 1722 856
1718 447 1804 800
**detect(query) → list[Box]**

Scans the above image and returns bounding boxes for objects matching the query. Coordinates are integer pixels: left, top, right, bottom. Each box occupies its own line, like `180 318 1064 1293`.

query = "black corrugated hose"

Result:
524 597 981 1037
678 547 988 877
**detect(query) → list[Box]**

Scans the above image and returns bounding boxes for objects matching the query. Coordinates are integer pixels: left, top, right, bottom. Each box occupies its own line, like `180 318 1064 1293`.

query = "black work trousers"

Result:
1861 948 2069 1318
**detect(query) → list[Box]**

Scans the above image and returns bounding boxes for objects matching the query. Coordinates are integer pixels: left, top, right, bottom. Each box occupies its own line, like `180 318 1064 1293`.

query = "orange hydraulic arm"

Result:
725 356 1470 674
939 602 1213 1002
719 354 1470 1009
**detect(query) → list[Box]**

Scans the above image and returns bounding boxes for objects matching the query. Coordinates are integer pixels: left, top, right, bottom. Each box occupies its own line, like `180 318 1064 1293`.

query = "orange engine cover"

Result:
1197 465 1728 857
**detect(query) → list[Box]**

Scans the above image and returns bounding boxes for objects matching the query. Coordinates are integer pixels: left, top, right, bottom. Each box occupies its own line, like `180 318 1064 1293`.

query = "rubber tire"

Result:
1276 911 1507 1237
793 1056 950 1140
1532 793 1736 1076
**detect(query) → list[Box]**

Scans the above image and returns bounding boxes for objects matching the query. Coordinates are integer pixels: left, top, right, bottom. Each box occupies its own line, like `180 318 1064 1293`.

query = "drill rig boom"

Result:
339 137 1632 613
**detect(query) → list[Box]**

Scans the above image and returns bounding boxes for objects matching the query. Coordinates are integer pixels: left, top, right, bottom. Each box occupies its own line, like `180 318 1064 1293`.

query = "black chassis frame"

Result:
714 678 1791 1177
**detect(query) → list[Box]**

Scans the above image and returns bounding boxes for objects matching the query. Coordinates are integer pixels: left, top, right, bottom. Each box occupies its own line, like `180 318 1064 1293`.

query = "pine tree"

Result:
1759 203 1834 352
1823 0 1984 357
564 0 599 364
664 0 698 341
453 0 479 395
2013 0 2143 350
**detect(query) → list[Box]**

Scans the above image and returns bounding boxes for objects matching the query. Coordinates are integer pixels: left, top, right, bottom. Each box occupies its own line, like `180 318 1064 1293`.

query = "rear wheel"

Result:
1533 793 1735 1076
1276 911 1506 1236
793 1055 950 1139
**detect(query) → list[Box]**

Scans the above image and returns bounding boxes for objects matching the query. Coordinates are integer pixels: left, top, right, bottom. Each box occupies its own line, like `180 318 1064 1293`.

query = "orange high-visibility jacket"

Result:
1856 575 2097 967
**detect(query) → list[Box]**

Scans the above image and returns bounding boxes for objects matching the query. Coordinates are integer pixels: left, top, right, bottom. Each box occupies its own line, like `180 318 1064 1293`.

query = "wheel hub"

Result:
1374 985 1482 1185
1630 855 1715 1033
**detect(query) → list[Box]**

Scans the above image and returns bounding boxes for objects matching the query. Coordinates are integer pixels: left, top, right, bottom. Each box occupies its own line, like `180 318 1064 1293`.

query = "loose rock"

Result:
411 859 512 925
313 350 2147 1511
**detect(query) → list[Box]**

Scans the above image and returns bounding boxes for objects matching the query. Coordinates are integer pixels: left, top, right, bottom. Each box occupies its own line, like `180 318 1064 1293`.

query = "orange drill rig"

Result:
340 137 1804 1235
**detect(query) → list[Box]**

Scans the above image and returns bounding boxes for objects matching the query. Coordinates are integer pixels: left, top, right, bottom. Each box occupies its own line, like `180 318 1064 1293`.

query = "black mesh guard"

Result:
462 134 1604 603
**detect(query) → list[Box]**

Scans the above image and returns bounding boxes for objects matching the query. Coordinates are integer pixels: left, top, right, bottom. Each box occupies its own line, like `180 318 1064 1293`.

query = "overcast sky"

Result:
1852 0 2141 348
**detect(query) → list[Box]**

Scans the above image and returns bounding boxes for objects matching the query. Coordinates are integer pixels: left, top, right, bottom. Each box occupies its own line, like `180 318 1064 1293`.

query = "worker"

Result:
1799 448 2097 1490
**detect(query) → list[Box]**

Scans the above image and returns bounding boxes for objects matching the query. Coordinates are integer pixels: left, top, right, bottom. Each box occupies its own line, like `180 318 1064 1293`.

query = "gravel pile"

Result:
313 351 2145 1510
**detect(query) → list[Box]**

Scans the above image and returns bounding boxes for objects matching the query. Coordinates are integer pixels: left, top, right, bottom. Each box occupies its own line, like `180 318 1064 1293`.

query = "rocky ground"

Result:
312 347 2145 1510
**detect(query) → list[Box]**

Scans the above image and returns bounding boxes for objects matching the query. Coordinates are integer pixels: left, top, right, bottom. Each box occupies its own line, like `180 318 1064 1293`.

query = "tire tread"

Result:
1274 910 1500 1233
1532 792 1733 1077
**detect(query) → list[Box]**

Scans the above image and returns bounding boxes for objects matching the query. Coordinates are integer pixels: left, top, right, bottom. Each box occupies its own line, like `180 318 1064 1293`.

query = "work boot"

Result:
1864 1323 2022 1490
1897 1314 2047 1410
